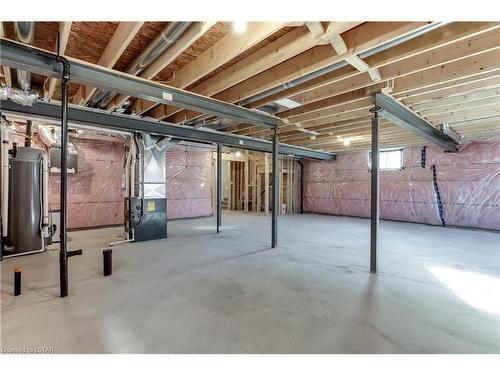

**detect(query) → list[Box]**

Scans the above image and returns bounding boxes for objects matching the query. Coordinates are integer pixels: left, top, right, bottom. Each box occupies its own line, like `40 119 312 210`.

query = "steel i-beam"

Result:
374 92 458 151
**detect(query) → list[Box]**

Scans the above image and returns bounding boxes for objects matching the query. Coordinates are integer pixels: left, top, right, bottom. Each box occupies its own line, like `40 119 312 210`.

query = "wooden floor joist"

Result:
1 21 498 152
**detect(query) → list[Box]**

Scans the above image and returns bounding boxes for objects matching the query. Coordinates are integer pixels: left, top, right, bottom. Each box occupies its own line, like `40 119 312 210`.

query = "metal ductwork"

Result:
13 22 35 91
88 22 192 109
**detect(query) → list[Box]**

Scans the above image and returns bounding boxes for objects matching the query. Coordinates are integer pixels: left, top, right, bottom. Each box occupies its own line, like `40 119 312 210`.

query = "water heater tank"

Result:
6 147 45 254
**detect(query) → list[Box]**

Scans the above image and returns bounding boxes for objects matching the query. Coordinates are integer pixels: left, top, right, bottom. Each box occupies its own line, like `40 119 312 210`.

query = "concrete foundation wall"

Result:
304 139 500 231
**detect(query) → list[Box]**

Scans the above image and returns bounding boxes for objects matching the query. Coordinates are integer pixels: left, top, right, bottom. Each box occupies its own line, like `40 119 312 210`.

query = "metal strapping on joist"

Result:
421 146 427 168
431 164 446 226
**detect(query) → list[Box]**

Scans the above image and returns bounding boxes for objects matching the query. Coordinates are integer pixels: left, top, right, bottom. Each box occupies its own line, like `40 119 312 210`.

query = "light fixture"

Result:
343 139 350 146
235 151 241 157
233 21 247 34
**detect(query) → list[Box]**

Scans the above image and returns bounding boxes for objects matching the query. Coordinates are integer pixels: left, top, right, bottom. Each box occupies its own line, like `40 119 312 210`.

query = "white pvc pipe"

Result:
42 153 49 227
1 126 9 237
110 228 134 246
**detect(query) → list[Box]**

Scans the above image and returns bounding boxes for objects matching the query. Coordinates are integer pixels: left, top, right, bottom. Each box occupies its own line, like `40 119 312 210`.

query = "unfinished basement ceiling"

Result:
1 21 499 153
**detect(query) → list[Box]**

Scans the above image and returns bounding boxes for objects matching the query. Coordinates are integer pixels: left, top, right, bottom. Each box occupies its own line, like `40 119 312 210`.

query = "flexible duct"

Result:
0 87 38 106
88 22 192 109
13 22 35 91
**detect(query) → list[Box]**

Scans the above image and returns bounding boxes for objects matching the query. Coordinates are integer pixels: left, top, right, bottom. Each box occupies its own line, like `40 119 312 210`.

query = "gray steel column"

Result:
216 143 222 233
272 127 279 248
370 107 381 273
59 62 70 297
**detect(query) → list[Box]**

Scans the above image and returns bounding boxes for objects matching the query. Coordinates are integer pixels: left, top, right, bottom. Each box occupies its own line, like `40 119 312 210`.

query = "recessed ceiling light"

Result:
233 21 247 34
235 151 241 157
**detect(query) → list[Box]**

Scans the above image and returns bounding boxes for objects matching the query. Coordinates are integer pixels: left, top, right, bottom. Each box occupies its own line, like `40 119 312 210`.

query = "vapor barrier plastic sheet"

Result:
304 138 500 230
49 138 125 229
166 144 213 220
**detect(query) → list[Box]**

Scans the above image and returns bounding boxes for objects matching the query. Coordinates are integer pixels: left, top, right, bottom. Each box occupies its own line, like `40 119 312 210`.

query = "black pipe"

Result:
216 143 222 233
24 120 32 147
59 60 70 297
14 267 21 296
103 249 112 276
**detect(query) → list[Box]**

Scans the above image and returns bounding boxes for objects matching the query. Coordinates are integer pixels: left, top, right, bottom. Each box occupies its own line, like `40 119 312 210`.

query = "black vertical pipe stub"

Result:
103 249 112 276
14 267 22 296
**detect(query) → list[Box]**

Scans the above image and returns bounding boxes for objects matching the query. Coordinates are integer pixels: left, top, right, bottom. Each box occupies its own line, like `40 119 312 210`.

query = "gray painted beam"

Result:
0 38 278 129
1 100 335 160
375 92 458 151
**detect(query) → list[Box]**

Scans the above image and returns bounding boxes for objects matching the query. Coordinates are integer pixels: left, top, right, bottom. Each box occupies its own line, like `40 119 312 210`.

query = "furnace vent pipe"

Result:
13 22 35 91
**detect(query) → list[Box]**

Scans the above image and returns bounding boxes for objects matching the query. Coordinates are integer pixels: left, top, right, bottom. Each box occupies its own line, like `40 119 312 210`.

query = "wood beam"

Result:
0 22 12 87
111 22 216 112
306 22 326 39
166 22 429 124
171 22 286 90
237 31 500 138
72 21 144 105
247 22 500 109
148 22 362 120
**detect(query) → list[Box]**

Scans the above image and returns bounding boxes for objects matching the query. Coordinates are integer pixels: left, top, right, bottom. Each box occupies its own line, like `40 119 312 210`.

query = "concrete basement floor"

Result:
1 211 499 354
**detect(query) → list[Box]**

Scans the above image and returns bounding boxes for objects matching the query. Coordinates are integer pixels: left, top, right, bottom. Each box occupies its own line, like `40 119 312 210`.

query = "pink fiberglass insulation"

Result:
166 144 213 220
304 138 500 231
49 140 214 228
49 138 125 229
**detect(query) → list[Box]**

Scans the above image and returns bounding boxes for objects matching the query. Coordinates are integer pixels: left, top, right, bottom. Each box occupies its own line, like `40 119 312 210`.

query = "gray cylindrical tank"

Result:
7 147 44 253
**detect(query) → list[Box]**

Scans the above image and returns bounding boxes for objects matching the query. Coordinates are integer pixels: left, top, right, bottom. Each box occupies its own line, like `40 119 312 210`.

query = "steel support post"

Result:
59 61 70 297
271 127 279 248
370 107 381 273
299 161 304 214
216 143 222 233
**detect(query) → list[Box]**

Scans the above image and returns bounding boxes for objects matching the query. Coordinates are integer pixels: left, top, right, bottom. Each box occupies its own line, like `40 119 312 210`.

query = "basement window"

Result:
369 148 403 170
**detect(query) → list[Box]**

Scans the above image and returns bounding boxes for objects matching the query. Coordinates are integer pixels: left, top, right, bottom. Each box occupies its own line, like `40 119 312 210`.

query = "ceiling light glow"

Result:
233 21 247 34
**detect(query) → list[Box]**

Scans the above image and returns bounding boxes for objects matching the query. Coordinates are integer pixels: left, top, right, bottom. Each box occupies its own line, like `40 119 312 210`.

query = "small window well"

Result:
369 148 403 170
